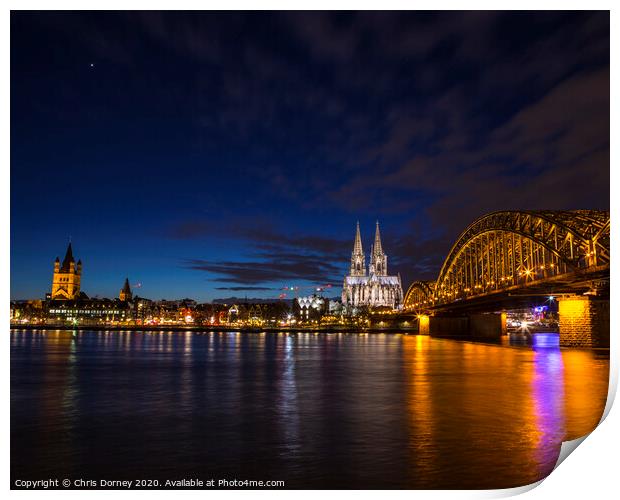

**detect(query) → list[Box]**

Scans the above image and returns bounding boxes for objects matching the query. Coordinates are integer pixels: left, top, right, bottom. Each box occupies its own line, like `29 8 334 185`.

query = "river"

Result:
10 329 609 489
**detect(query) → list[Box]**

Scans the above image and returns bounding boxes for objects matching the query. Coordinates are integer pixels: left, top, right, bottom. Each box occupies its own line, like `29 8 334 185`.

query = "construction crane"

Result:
279 283 334 299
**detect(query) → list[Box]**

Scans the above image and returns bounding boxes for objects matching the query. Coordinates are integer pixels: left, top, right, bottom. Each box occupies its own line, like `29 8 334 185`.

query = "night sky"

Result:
10 11 609 302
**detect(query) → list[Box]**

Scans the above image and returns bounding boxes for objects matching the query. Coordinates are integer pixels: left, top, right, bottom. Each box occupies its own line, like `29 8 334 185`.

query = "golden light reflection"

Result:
402 335 437 487
400 335 608 488
562 350 609 441
418 315 430 335
12 329 610 489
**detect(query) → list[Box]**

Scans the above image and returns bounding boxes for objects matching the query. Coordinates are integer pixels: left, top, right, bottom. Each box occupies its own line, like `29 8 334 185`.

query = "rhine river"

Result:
11 329 609 489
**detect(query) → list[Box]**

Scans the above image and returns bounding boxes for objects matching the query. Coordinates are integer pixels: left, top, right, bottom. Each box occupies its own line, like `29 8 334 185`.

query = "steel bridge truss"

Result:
404 281 436 310
404 210 610 310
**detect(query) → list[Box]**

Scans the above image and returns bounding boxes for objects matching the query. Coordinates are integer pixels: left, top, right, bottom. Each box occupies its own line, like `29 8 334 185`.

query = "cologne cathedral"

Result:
341 222 403 311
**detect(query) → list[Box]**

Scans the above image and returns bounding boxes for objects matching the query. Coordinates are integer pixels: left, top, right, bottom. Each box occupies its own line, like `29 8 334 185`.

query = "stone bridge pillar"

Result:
418 315 430 335
558 295 609 347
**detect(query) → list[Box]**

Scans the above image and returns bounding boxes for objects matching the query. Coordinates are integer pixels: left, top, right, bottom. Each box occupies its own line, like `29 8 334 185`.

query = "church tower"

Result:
51 243 81 300
369 221 388 276
119 278 132 302
349 221 366 277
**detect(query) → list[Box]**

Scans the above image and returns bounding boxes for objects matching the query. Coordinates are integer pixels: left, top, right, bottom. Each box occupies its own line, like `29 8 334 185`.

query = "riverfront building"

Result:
294 294 328 322
45 298 132 324
341 222 403 311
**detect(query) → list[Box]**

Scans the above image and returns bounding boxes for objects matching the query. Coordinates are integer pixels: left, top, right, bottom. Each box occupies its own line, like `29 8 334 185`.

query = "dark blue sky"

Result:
11 11 609 302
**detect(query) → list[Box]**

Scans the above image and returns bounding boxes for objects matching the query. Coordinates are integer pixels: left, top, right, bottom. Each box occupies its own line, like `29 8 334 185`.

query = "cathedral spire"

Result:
349 221 366 277
369 221 387 276
353 221 363 255
373 221 384 255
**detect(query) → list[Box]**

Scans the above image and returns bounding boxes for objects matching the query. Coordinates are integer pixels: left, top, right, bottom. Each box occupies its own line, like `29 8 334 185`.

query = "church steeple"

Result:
120 277 133 302
60 242 75 272
349 221 366 277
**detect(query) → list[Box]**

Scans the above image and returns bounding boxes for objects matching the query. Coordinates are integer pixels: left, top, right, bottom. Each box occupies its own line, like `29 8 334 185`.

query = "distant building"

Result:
328 299 343 315
294 294 327 321
132 296 153 323
45 298 132 324
51 243 82 300
119 278 132 302
341 222 403 311
10 300 44 323
227 304 246 323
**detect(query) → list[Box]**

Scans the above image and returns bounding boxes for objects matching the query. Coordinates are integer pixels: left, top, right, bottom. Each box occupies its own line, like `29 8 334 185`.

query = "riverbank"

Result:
10 323 419 334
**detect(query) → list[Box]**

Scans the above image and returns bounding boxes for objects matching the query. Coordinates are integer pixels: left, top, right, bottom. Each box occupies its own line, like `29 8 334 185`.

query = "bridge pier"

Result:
558 295 609 347
470 312 507 339
418 315 430 335
424 312 506 340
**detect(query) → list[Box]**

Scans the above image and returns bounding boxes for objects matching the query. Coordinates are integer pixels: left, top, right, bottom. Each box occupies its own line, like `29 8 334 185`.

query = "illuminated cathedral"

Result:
341 222 403 311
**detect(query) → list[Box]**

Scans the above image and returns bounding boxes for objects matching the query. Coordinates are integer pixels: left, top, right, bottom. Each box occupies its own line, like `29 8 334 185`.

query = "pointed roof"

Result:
60 243 75 272
352 221 364 255
374 221 384 255
122 277 131 294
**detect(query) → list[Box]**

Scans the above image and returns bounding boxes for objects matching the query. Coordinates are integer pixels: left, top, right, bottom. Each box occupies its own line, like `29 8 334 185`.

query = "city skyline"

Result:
13 221 401 302
11 11 610 301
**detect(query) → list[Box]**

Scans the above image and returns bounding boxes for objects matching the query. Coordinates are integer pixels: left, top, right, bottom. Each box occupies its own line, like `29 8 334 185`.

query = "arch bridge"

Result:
404 210 610 312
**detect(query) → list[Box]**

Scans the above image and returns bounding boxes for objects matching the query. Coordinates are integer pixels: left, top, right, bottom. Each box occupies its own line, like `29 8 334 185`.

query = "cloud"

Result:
214 286 276 291
151 12 608 286
327 66 609 234
169 217 352 256
38 12 608 230
185 254 342 286
175 214 359 288
177 214 450 288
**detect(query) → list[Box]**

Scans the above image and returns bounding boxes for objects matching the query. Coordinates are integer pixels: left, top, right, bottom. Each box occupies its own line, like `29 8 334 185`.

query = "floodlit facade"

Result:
51 243 82 300
342 222 403 310
295 294 327 320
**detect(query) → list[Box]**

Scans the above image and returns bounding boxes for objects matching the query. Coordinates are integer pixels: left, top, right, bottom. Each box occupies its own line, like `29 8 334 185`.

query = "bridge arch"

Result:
433 210 609 304
403 281 436 311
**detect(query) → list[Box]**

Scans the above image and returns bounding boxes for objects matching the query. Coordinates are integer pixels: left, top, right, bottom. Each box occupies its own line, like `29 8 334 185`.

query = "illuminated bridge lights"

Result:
404 210 610 310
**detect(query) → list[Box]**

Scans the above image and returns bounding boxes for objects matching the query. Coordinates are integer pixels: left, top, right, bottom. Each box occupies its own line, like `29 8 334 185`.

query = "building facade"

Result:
51 243 82 300
294 294 328 322
45 298 132 324
341 222 403 310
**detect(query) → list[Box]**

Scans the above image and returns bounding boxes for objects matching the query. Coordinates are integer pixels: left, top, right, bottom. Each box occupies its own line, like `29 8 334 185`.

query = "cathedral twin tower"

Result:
341 222 403 310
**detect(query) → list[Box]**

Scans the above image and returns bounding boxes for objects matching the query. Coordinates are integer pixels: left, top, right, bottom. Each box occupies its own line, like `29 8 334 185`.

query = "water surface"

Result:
11 330 609 489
